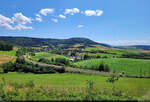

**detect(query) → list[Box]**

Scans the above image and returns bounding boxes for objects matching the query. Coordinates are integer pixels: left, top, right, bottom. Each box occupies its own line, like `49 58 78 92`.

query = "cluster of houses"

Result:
69 56 82 62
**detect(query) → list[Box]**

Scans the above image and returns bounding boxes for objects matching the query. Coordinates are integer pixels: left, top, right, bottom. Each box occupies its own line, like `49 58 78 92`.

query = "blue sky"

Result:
0 0 150 45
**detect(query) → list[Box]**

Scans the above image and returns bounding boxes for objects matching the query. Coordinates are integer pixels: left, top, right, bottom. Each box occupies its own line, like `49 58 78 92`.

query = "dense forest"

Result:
0 41 13 51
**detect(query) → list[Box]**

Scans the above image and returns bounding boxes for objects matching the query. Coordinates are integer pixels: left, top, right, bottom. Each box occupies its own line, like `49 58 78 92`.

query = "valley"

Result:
0 37 150 101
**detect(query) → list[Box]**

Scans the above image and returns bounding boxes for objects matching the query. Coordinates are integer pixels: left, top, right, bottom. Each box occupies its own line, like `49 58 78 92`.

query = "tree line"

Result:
0 41 13 51
1 57 65 74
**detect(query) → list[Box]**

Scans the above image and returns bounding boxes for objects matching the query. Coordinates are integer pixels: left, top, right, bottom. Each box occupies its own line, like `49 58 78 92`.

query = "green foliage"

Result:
106 74 121 96
98 62 104 71
25 80 35 88
0 50 16 56
104 64 110 72
1 62 14 73
1 56 65 74
55 57 70 65
38 58 50 64
84 80 100 101
16 47 34 56
0 41 13 51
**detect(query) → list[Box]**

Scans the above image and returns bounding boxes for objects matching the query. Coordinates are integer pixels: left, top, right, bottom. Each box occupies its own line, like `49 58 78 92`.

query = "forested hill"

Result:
0 36 110 47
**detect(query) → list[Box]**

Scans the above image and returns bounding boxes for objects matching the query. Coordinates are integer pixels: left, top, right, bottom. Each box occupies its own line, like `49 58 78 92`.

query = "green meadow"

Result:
31 52 69 61
0 50 16 56
73 58 150 76
0 72 150 100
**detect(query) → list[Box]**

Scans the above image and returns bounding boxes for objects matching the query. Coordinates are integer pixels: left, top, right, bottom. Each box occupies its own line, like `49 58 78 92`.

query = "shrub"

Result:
38 58 50 64
106 74 119 96
104 64 110 72
85 80 100 101
1 62 14 72
98 62 104 72
25 80 35 88
55 58 70 65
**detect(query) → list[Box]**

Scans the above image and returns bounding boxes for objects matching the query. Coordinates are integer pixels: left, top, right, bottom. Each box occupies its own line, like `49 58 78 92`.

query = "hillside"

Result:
0 36 110 48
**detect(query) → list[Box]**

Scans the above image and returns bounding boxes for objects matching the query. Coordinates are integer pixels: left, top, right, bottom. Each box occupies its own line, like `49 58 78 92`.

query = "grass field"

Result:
31 52 69 61
84 47 141 55
82 53 119 58
0 50 16 56
73 58 150 76
0 72 150 100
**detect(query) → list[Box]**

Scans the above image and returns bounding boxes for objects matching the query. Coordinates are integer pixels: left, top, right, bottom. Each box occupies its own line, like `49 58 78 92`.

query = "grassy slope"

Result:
0 50 16 56
0 72 150 98
84 47 140 55
31 52 69 61
73 58 150 76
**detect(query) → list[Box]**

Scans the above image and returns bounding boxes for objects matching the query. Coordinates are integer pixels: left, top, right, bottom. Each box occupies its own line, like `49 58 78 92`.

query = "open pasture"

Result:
73 58 150 76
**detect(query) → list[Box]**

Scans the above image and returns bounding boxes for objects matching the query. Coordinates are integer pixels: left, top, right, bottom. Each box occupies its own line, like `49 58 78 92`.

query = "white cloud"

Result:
0 14 13 24
77 24 84 28
35 14 42 22
96 10 103 16
51 18 58 23
14 24 33 30
64 8 80 15
0 23 14 30
84 9 103 16
58 14 66 19
0 14 14 30
40 8 54 16
12 13 32 24
0 13 33 30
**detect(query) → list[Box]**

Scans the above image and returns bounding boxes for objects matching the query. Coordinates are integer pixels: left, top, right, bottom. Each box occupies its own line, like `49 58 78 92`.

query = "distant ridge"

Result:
0 36 111 48
116 45 150 50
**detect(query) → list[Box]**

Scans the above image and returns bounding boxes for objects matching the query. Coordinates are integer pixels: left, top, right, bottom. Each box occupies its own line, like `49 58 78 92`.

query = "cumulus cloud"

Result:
58 14 66 19
40 8 54 16
0 23 14 30
64 8 80 15
14 24 33 30
84 9 103 16
12 13 32 24
0 14 13 24
77 24 84 28
51 18 58 23
0 13 33 30
35 14 42 22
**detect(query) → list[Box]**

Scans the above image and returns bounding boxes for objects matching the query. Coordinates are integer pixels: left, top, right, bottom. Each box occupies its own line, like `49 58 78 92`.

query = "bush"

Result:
104 64 110 72
55 58 70 65
98 62 104 72
38 58 50 64
1 56 65 74
25 80 35 88
1 62 14 72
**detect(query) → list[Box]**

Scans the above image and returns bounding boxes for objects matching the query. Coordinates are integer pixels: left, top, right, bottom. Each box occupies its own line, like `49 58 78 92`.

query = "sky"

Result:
0 0 150 45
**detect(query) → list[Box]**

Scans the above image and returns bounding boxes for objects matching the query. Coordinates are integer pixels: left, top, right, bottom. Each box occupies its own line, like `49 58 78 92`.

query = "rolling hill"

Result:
0 36 110 48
